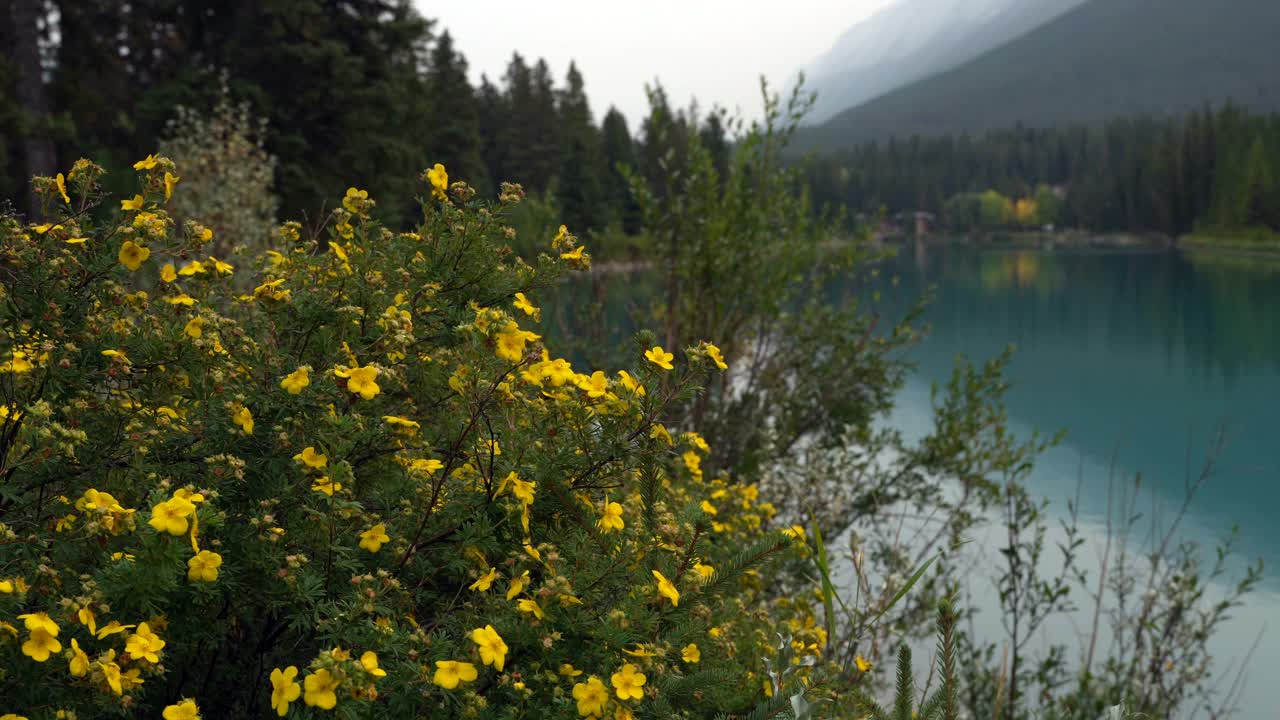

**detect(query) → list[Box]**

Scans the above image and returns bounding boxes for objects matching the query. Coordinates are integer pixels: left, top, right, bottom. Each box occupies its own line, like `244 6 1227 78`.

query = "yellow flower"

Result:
187 550 223 582
598 501 624 532
67 236 88 244
124 622 166 663
513 292 540 320
164 172 181 202
693 561 715 583
281 367 311 394
579 370 609 398
427 163 449 200
510 474 536 506
166 294 198 307
293 446 328 469
179 260 207 275
855 655 873 673
682 643 701 663
469 567 498 592
0 579 13 593
162 699 200 720
56 172 70 203
470 624 509 671
360 651 387 678
96 621 135 639
69 637 90 676
700 499 717 515
20 627 60 662
781 525 807 541
516 598 545 620
644 346 674 370
311 477 342 496
160 263 177 283
573 676 609 716
118 241 150 271
523 540 542 562
133 154 159 170
559 663 583 677
102 658 124 694
705 343 728 370
649 424 674 445
560 246 585 261
303 668 342 709
359 523 390 552
232 406 254 434
382 415 420 433
610 663 647 701
617 370 646 396
432 660 477 689
652 569 680 606
342 187 369 214
184 316 204 339
495 320 541 363
149 496 196 535
121 194 145 211
77 606 97 634
506 569 530 600
409 458 444 476
270 666 302 716
337 364 381 399
552 224 570 249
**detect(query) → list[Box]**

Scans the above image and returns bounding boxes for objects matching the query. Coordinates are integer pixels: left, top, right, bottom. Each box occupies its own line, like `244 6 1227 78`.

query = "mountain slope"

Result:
804 0 1088 124
802 0 1280 148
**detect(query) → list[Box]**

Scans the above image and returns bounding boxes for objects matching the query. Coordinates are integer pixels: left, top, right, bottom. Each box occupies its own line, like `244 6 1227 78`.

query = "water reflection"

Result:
871 244 1279 581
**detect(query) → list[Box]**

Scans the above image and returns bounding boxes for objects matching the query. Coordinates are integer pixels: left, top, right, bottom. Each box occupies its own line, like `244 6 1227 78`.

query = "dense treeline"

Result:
804 105 1280 237
0 0 727 233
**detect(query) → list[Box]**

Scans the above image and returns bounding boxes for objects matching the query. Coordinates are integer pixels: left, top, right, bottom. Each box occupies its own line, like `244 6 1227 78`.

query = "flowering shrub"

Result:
0 157 828 718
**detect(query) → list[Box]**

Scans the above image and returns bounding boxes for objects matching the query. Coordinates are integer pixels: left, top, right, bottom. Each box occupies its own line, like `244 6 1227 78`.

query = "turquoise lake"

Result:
871 244 1278 719
555 244 1278 717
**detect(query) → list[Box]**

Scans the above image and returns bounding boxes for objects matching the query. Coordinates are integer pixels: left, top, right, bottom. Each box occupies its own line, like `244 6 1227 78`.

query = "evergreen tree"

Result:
500 54 560 193
1239 135 1277 228
423 31 486 192
555 62 604 231
699 110 730 180
600 107 640 233
476 75 508 191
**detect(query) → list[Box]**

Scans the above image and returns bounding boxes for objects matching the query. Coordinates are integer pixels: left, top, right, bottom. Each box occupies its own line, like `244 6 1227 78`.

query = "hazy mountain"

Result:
803 0 1089 124
801 0 1280 148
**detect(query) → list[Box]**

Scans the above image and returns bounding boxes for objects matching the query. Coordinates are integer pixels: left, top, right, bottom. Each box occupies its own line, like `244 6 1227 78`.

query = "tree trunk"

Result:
7 0 57 217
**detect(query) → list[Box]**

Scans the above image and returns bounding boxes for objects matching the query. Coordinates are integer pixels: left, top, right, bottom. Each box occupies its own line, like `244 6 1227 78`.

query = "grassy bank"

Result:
1179 227 1280 257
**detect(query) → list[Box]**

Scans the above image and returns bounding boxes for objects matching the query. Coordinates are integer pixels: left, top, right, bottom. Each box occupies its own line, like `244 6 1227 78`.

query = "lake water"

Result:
555 244 1279 717
869 243 1278 719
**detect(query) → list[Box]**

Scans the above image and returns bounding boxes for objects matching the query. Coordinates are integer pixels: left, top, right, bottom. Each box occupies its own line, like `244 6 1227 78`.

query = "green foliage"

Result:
805 106 1280 239
157 78 279 258
0 155 830 718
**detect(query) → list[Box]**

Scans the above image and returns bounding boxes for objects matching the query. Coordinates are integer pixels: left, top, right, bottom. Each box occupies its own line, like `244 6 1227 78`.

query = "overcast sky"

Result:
417 1 898 129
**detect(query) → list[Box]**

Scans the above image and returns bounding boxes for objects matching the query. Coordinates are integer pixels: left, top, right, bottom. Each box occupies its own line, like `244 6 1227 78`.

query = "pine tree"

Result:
477 75 509 191
1239 135 1277 228
601 107 640 233
423 31 487 192
501 54 560 193
555 62 604 231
